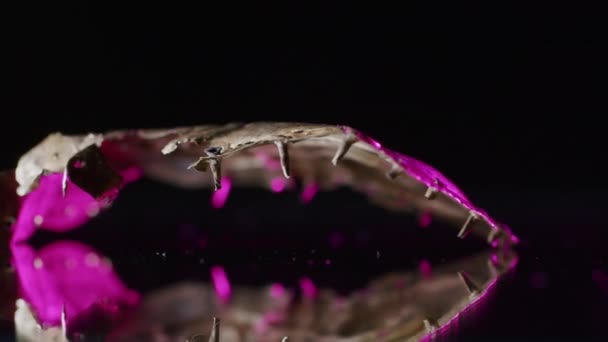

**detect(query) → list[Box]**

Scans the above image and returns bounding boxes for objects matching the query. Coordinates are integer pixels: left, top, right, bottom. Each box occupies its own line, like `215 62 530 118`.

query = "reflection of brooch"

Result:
3 122 517 341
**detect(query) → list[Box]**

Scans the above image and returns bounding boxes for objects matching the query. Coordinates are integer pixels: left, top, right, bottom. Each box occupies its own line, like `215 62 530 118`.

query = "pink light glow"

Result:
419 211 432 228
119 166 142 183
299 276 318 300
11 241 139 327
419 259 432 278
269 283 285 298
270 177 286 193
210 266 231 303
300 183 318 204
211 177 232 209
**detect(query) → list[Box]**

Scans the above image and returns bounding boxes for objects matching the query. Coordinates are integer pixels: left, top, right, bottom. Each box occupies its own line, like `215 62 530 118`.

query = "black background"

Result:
4 1 605 341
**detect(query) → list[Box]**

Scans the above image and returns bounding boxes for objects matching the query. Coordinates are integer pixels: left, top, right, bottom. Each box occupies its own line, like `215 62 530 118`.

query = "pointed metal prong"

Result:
458 211 478 239
332 132 357 166
61 304 67 341
423 318 439 333
275 141 290 178
208 159 222 191
458 271 480 296
281 337 289 342
424 186 437 199
209 317 220 342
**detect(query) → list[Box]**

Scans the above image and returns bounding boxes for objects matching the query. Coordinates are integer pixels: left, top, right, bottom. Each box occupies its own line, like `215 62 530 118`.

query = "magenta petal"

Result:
11 174 102 242
11 240 139 327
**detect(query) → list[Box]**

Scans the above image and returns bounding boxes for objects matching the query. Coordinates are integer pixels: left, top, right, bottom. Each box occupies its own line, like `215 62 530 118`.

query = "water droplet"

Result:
33 258 43 269
85 253 100 267
33 215 44 226
64 205 76 218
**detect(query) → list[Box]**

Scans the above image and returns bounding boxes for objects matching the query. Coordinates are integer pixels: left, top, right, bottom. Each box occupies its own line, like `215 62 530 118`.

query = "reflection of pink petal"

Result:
270 177 286 193
299 276 317 299
419 259 432 278
210 266 231 303
300 183 318 204
210 177 232 209
419 211 432 228
11 241 139 327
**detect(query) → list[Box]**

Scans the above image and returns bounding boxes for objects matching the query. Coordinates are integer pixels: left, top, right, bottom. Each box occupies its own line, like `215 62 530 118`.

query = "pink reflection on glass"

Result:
270 177 286 193
300 183 318 204
210 266 231 303
269 283 285 299
419 259 432 278
210 177 232 209
419 211 432 228
299 276 317 300
11 241 139 327
420 277 499 341
420 255 518 341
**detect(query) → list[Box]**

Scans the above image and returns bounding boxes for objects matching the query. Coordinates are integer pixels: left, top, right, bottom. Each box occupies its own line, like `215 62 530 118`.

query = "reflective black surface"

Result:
3 2 603 340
